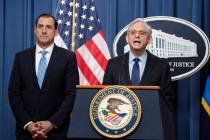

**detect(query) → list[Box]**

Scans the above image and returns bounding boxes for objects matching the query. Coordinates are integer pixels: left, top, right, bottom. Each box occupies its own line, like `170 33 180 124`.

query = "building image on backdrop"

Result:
124 29 198 58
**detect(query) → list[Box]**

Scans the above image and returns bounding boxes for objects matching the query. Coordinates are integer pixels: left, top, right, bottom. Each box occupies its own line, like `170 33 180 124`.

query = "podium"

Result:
67 85 164 139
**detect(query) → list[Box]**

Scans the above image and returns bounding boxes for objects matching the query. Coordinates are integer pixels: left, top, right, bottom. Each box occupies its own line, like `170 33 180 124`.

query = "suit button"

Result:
41 90 45 94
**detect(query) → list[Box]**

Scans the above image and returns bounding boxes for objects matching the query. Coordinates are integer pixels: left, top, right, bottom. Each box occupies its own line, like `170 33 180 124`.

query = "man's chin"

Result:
131 47 146 52
131 45 143 50
37 41 53 48
40 39 49 42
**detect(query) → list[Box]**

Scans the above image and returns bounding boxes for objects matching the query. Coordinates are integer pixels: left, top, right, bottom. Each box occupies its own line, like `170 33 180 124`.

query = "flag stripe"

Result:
92 31 111 59
85 38 108 71
104 114 120 121
202 76 210 117
109 115 120 121
77 44 104 83
78 68 90 85
202 98 210 116
76 51 100 85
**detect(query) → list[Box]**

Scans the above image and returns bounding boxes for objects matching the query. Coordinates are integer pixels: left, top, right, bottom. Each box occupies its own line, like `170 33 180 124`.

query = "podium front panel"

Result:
67 87 163 139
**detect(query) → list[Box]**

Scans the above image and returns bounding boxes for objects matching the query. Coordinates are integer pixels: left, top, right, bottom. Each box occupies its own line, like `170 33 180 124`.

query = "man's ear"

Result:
126 35 128 43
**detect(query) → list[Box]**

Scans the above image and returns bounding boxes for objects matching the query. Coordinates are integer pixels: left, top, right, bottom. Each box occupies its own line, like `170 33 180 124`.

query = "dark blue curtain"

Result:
200 0 210 139
0 0 209 140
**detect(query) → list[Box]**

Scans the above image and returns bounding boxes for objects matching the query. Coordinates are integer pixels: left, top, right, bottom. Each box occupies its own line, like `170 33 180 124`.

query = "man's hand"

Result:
26 121 54 139
26 122 45 139
32 131 47 140
26 122 39 136
36 121 54 136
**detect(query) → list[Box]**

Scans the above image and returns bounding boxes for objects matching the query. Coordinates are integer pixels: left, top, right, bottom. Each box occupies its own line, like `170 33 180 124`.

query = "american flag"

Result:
54 0 111 85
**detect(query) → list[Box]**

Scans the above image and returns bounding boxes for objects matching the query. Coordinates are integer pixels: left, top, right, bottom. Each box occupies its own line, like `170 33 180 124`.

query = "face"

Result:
126 22 151 56
34 17 58 48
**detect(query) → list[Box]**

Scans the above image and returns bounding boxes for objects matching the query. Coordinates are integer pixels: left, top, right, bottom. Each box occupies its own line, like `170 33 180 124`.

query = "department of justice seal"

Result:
89 86 141 138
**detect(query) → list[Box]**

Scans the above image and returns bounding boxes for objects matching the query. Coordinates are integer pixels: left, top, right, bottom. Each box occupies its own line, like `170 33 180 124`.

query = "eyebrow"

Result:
37 24 54 27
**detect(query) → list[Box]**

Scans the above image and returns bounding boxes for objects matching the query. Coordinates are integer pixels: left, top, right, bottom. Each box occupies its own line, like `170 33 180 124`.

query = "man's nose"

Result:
42 27 47 33
135 32 140 37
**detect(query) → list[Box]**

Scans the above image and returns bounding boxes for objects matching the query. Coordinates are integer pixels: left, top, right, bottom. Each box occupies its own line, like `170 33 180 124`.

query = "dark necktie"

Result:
131 58 140 85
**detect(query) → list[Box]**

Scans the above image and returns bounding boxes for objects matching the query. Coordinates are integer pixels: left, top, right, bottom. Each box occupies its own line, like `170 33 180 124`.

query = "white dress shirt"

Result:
129 50 148 81
35 44 54 76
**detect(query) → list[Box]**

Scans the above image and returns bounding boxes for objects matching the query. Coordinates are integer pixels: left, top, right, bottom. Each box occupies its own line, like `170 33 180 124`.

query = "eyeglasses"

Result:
128 30 148 36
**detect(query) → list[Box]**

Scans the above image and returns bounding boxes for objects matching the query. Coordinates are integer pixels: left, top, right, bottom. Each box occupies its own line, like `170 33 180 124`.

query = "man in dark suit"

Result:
8 13 79 140
103 18 176 140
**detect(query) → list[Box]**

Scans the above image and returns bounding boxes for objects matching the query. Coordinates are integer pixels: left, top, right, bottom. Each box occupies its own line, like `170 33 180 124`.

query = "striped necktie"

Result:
37 50 47 88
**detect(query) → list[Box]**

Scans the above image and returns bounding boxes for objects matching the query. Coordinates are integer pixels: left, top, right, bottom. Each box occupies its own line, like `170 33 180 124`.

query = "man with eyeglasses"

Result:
103 18 176 140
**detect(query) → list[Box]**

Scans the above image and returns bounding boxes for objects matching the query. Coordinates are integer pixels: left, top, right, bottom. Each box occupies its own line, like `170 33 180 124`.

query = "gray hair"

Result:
127 18 152 36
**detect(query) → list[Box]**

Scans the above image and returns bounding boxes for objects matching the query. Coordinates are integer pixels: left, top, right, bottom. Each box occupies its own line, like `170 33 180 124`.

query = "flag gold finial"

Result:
71 0 76 52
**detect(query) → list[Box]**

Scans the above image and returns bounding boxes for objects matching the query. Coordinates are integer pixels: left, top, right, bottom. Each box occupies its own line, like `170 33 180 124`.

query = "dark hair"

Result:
35 13 58 29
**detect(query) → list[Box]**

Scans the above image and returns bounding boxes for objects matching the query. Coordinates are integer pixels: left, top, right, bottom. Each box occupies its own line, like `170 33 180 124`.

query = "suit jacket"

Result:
8 45 79 140
103 51 176 140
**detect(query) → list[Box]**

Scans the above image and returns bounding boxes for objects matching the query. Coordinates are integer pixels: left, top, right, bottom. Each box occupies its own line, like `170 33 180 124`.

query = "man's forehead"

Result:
131 22 146 29
37 17 54 24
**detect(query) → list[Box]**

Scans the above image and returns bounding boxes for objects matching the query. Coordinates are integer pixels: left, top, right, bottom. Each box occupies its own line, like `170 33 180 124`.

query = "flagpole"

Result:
71 0 76 52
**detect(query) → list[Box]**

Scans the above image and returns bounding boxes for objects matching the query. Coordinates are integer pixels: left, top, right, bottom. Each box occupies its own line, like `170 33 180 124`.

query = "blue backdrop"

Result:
0 0 209 140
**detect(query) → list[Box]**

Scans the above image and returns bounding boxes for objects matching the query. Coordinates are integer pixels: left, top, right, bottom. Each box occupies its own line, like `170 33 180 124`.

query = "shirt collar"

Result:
129 50 147 64
36 43 54 54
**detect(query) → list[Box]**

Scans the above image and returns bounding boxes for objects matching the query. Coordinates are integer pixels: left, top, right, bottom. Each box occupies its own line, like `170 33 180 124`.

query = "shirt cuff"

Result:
23 121 33 130
50 121 57 129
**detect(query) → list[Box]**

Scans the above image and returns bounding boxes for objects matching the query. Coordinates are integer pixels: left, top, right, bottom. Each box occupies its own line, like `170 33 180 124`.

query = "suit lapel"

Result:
29 47 40 89
41 46 59 89
121 53 132 85
140 52 155 85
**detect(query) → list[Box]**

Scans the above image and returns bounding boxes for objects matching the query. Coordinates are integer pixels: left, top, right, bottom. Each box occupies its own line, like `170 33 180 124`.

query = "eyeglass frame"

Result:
127 30 149 36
